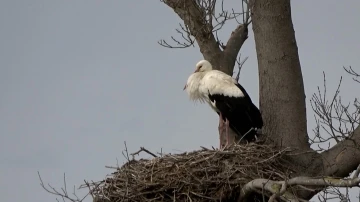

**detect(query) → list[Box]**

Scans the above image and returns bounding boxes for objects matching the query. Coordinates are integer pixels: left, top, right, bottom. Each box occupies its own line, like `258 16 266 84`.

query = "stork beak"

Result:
183 84 187 90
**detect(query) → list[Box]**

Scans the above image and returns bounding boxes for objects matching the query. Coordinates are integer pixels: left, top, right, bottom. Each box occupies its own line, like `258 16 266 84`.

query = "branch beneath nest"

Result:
239 174 360 202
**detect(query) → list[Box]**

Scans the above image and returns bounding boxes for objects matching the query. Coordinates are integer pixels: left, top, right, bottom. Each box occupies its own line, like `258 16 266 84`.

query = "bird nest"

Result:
91 143 292 202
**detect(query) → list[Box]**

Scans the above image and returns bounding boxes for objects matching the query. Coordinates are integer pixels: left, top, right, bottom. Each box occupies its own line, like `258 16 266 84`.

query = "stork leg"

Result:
224 118 230 148
218 112 225 149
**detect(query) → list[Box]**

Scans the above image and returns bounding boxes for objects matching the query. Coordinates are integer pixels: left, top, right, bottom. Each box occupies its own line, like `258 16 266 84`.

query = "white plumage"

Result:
184 60 263 148
199 71 245 99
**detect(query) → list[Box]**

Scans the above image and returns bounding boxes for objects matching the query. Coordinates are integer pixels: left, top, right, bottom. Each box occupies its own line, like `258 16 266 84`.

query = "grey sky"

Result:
0 0 359 201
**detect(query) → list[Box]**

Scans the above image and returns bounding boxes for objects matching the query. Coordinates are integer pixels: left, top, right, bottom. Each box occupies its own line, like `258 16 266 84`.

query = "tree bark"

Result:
251 0 309 151
250 1 360 200
322 126 360 176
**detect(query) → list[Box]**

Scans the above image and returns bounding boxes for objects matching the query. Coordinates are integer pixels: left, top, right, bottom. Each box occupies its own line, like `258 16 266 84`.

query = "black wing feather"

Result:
208 83 263 141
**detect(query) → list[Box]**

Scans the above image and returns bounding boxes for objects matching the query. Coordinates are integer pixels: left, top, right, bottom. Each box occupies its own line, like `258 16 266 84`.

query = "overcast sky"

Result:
1 1 359 201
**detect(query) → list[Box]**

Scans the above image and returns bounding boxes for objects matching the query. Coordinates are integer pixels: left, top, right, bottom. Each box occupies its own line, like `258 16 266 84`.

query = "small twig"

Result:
122 141 130 162
38 172 86 202
235 54 249 82
200 146 210 151
131 147 158 158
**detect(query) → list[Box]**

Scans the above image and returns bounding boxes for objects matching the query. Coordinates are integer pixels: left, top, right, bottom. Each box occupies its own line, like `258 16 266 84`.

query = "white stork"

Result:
183 59 263 148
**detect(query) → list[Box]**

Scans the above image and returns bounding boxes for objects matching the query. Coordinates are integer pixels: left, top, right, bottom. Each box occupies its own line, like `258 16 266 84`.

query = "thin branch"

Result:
131 147 158 158
38 172 90 202
234 54 248 82
344 66 360 83
310 71 360 152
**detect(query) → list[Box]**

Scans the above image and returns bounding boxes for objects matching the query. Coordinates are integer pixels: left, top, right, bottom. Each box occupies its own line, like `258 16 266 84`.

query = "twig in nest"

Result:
131 147 158 158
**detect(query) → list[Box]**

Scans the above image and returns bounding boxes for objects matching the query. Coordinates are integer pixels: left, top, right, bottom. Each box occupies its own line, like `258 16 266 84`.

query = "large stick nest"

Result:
92 143 292 202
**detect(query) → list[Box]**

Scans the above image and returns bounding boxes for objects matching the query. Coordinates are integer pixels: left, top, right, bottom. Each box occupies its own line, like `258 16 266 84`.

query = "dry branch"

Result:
313 68 360 178
239 175 360 202
131 147 158 158
38 172 89 202
344 66 360 83
160 0 222 55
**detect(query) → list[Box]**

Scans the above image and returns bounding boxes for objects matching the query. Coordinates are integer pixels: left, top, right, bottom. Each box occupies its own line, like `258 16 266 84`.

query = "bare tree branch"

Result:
160 0 222 60
310 72 360 153
158 23 195 48
160 0 250 75
239 174 360 202
223 1 250 74
303 67 360 200
223 24 249 74
321 125 360 177
307 67 360 180
38 172 90 202
344 66 360 83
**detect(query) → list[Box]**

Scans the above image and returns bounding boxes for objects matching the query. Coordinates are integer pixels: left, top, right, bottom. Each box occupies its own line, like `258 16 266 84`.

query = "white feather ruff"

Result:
185 60 244 114
199 70 244 98
185 73 207 103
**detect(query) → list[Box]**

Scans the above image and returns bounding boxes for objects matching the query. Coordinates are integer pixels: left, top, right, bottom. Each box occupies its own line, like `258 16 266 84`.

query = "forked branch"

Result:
234 54 248 82
344 66 360 83
159 0 251 74
159 0 250 49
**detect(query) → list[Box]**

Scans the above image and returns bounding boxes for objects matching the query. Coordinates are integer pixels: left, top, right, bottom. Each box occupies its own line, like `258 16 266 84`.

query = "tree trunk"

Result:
251 0 309 150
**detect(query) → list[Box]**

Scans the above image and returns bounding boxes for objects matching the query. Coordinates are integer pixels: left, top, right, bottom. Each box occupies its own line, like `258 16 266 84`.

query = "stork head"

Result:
183 59 213 90
194 60 213 73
